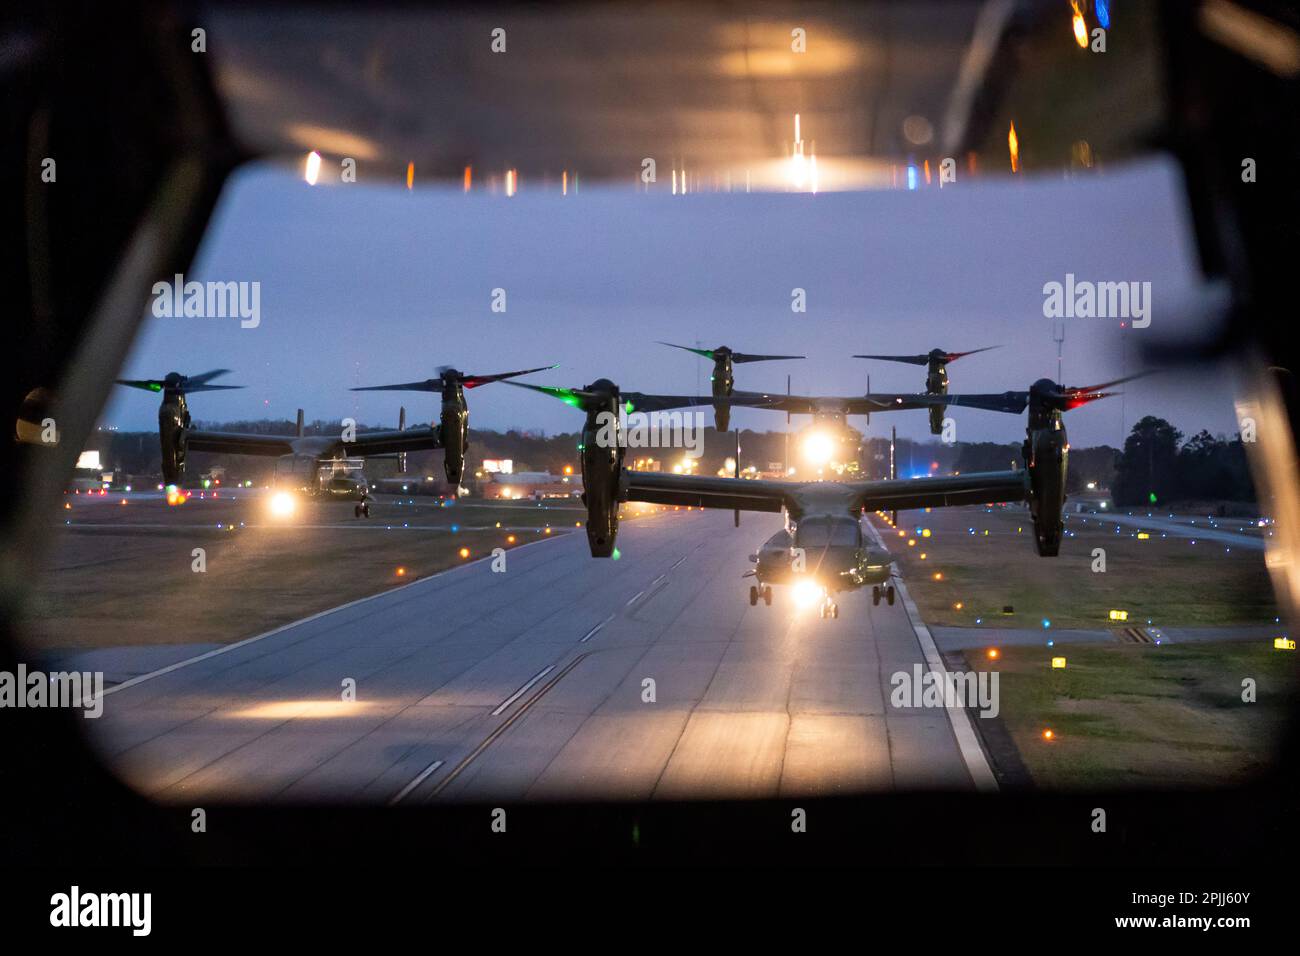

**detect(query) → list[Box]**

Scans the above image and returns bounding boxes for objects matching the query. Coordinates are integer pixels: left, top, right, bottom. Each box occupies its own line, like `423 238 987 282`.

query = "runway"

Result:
84 509 981 803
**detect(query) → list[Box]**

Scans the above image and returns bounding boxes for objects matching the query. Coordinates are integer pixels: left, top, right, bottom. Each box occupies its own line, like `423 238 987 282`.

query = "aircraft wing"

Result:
847 470 1029 511
337 425 442 457
185 426 442 459
185 430 297 457
622 391 778 413
618 468 1028 517
852 393 946 414
932 391 1031 414
620 470 792 513
728 390 940 415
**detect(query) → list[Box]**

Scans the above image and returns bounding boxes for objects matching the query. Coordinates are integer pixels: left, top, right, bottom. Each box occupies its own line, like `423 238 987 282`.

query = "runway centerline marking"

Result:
428 653 590 800
389 759 444 805
492 665 556 717
580 614 615 643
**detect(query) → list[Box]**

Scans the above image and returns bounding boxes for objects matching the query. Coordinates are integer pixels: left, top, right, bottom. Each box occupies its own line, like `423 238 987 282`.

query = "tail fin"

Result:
398 406 407 473
890 426 898 526
296 409 304 438
734 429 741 527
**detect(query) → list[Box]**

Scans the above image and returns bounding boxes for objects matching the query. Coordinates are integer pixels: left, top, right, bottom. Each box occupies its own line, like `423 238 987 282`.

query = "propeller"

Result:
853 346 1000 366
939 373 1150 414
506 379 762 414
351 364 556 393
115 369 243 394
505 381 615 413
658 342 805 364
1046 375 1142 410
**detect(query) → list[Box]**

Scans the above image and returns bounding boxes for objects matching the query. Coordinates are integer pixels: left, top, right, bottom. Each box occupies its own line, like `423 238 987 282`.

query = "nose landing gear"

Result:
355 500 372 518
819 595 839 619
871 585 896 607
749 584 773 606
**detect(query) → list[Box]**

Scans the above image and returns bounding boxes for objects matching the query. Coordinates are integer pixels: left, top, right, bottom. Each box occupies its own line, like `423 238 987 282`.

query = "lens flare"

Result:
1071 1 1088 47
269 491 296 517
304 151 321 185
802 432 834 466
793 579 822 609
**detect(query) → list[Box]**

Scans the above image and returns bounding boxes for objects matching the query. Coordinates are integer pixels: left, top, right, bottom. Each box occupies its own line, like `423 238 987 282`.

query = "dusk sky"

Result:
102 155 1239 449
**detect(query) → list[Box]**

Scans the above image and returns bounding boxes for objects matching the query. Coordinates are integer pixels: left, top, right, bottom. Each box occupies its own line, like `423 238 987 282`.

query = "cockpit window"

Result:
796 519 861 548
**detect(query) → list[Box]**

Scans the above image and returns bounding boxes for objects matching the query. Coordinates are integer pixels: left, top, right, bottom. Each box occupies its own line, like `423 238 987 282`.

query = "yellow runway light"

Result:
1051 657 1067 669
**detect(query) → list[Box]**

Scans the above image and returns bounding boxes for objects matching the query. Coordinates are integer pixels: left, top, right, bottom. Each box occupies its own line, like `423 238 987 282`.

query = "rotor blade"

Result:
502 381 601 410
351 380 443 393
941 346 1000 362
185 369 233 385
1061 390 1122 410
851 354 931 366
1063 372 1150 395
729 352 807 364
115 376 244 394
460 364 558 388
657 341 716 360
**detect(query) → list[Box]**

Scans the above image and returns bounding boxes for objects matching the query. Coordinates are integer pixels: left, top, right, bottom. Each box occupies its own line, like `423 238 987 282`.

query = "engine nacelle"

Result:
158 397 189 485
440 387 468 485
1025 422 1068 556
581 416 623 557
713 400 731 435
928 404 945 436
925 361 949 436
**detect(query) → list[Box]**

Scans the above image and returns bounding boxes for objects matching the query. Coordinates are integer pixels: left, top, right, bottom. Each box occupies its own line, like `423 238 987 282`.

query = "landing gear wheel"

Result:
362 502 371 518
749 585 758 606
886 586 896 606
763 585 772 606
354 504 362 518
872 586 881 606
832 604 840 619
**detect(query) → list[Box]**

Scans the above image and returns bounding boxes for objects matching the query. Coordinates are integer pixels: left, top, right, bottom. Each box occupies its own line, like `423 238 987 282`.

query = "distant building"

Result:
482 472 578 500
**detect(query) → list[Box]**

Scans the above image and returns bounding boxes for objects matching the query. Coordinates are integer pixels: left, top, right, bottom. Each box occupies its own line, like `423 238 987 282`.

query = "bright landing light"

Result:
802 432 835 466
793 579 822 609
269 491 296 518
